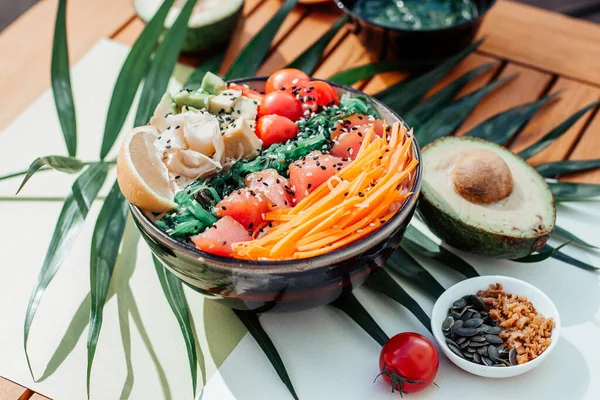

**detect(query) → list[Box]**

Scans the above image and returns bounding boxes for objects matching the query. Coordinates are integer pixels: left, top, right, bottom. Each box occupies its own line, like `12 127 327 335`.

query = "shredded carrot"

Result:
232 122 417 260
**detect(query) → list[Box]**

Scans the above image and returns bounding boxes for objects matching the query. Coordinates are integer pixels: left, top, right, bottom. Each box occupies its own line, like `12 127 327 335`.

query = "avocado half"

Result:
418 136 556 260
134 0 243 53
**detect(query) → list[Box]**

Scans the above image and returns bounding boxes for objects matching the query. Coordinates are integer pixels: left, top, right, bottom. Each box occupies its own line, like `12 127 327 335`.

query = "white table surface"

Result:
0 39 599 400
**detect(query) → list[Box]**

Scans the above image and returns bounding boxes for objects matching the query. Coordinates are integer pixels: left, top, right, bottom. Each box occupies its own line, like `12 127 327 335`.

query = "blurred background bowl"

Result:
130 77 422 313
334 0 497 65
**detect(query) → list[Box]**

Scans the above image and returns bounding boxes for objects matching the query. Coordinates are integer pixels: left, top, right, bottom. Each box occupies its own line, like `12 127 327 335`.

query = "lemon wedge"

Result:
117 126 177 212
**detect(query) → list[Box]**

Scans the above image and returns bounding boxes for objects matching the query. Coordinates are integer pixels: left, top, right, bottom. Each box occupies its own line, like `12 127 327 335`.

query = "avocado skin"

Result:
418 194 550 260
181 6 243 52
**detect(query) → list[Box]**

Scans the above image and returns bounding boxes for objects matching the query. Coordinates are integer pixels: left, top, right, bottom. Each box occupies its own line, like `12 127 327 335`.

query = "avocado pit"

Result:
451 149 514 204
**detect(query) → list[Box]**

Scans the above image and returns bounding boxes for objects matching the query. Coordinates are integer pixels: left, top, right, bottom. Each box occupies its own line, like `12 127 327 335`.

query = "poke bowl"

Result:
122 70 422 312
334 0 497 65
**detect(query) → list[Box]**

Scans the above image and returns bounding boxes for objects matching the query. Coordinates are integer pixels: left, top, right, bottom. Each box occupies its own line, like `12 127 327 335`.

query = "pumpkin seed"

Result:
509 348 518 366
451 319 464 335
460 310 474 321
464 351 475 359
446 338 459 348
473 352 482 364
464 318 484 328
485 326 503 335
493 363 507 367
459 340 471 349
481 355 493 366
488 345 500 362
442 316 455 331
468 341 487 348
456 327 479 337
448 343 465 358
485 334 503 344
477 346 488 356
453 298 467 309
471 335 487 342
466 347 477 353
471 312 482 320
456 337 467 345
463 294 486 311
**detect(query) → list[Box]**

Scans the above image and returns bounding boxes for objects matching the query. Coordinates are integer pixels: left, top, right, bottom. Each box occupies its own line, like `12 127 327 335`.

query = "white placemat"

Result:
1 38 599 400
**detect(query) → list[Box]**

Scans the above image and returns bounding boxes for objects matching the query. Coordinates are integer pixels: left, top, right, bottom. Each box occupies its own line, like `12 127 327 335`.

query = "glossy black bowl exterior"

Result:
130 78 422 312
334 0 496 65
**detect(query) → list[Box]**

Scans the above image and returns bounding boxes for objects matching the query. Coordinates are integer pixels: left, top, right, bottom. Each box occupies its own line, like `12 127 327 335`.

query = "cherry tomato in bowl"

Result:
378 332 439 395
265 68 310 93
256 115 299 147
258 91 304 121
310 80 339 107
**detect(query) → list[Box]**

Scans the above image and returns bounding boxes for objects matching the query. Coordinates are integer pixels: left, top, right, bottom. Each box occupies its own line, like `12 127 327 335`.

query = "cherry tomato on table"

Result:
377 332 439 395
256 115 299 147
265 68 310 93
258 91 304 121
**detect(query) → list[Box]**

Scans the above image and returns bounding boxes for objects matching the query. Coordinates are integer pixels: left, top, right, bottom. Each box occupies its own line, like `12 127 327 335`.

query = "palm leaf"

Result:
366 268 432 333
232 310 299 400
287 15 349 75
153 256 201 396
225 0 299 79
417 75 514 146
386 248 446 298
51 0 77 156
548 181 600 201
518 100 600 160
465 92 559 144
87 181 129 397
184 50 226 90
134 0 197 126
552 225 598 249
24 163 108 379
404 62 496 126
375 39 483 114
16 156 84 194
512 242 569 263
99 0 176 159
402 226 479 278
328 61 416 86
331 293 389 346
549 245 599 271
536 159 600 178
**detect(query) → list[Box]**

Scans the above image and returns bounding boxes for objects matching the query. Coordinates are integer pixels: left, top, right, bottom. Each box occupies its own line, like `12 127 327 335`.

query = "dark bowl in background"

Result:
334 0 496 65
130 78 422 313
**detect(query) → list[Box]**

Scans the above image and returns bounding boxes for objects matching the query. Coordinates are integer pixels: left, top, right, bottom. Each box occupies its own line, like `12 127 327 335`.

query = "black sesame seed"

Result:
249 223 254 229
320 165 326 170
307 183 312 189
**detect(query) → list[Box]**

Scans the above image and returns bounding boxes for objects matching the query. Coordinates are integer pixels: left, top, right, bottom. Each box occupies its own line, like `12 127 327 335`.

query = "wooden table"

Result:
1 0 599 398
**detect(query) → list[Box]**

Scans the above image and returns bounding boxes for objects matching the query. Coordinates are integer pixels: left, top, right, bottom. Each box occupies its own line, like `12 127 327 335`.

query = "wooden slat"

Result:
478 0 600 86
30 394 51 400
509 78 600 165
0 377 30 399
562 112 600 184
313 32 380 80
0 0 136 131
220 0 307 74
257 8 343 76
456 63 553 134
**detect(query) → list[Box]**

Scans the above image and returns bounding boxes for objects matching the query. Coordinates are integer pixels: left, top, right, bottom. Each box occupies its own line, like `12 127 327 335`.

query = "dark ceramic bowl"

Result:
334 0 496 65
130 78 422 312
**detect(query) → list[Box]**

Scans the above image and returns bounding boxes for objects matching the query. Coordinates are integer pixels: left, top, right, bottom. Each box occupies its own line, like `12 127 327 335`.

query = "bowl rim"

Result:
129 77 422 274
431 275 561 376
333 0 497 34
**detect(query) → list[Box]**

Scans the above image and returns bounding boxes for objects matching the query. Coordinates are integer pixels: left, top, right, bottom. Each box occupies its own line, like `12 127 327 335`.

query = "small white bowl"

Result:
431 275 560 378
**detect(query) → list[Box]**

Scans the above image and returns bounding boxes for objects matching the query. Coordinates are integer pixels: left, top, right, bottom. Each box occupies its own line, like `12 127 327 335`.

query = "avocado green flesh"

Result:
134 0 243 52
419 136 555 259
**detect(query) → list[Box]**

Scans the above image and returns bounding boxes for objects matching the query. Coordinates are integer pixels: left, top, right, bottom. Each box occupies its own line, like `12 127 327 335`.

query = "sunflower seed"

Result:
464 318 484 328
448 344 464 358
473 352 482 364
453 298 467 309
509 348 518 366
485 334 503 344
442 316 455 331
481 355 493 366
488 345 500 362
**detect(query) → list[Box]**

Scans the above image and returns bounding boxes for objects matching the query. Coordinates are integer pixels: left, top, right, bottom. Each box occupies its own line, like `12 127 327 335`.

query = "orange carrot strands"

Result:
232 121 418 261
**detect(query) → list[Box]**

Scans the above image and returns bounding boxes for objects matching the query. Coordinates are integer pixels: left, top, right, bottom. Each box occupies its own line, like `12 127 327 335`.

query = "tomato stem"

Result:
374 363 425 397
